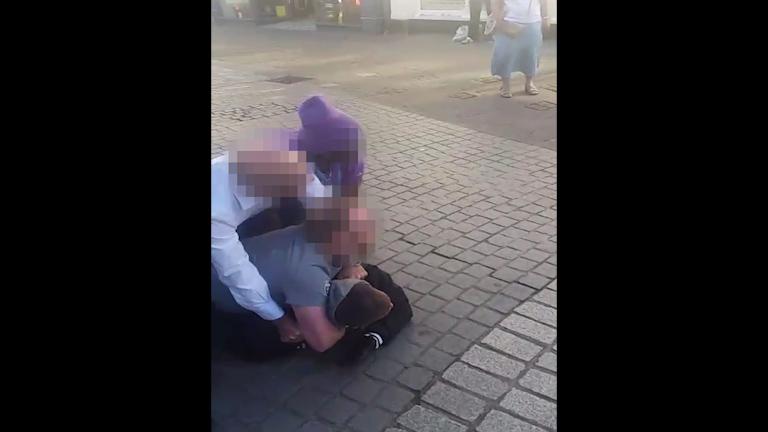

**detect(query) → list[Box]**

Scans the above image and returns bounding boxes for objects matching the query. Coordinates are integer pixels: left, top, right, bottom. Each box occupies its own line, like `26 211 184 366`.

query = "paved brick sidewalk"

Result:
212 62 557 432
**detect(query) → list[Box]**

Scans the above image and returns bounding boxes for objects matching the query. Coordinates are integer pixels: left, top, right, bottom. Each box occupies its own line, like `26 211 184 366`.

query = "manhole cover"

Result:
449 91 478 99
525 101 557 111
265 75 312 84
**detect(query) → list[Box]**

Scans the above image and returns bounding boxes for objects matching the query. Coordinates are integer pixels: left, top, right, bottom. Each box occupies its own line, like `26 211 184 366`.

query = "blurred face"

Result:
229 149 312 198
306 200 376 264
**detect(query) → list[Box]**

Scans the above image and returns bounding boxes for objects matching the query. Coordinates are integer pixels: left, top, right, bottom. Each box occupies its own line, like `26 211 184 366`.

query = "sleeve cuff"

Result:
259 303 285 321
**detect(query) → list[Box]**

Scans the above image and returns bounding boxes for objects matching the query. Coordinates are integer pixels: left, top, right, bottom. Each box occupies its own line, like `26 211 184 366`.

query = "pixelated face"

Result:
229 149 313 198
305 198 377 263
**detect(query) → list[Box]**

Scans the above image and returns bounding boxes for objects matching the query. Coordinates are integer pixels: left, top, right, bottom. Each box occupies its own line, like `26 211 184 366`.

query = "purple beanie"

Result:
297 96 365 186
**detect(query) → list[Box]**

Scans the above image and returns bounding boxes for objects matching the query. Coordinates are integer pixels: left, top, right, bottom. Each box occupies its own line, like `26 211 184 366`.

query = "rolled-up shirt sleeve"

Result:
211 217 285 320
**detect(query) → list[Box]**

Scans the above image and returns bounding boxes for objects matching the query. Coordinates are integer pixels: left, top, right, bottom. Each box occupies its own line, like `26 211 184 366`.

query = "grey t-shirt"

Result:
227 225 341 312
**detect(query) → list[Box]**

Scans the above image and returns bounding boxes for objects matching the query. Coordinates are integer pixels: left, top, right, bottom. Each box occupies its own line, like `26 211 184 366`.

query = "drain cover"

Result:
525 101 557 111
449 91 478 99
265 75 312 84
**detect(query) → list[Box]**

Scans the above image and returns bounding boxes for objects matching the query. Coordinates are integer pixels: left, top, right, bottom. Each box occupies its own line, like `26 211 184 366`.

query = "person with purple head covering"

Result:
296 95 366 194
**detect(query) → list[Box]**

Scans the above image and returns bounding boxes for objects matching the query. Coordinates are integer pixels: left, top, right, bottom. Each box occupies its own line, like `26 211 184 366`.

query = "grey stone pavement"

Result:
212 24 557 150
212 48 557 432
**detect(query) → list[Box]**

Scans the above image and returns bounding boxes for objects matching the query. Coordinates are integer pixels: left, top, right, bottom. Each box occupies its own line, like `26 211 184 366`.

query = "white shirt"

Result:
211 154 327 320
504 0 541 24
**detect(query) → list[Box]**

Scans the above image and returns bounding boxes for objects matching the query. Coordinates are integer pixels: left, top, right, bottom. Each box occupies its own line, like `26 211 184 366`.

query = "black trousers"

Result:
468 0 492 41
212 263 413 362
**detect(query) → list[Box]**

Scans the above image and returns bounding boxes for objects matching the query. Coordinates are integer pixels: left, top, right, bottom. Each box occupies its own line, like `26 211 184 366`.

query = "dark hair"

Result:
334 282 391 328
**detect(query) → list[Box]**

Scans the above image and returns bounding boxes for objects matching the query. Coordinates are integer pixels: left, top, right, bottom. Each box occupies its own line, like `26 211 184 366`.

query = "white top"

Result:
504 0 541 24
211 154 327 320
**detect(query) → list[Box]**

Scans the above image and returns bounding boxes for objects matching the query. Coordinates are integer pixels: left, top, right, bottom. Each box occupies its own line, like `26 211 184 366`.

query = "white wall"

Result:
391 0 556 22
391 0 420 20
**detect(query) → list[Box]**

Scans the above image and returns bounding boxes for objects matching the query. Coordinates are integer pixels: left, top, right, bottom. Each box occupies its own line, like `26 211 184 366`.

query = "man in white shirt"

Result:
212 95 366 345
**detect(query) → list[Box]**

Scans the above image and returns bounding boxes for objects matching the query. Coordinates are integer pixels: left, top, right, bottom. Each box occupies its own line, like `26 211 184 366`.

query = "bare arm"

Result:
293 306 346 352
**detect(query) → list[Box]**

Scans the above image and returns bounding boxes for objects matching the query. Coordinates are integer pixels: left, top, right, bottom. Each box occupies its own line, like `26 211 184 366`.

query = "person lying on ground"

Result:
211 204 412 363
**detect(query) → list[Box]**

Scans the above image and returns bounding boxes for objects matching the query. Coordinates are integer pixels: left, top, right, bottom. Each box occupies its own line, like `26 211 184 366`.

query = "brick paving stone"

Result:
393 251 422 265
434 244 462 258
485 293 521 314
425 268 453 283
379 260 404 275
382 338 424 364
465 230 490 242
261 411 304 432
475 277 508 293
536 352 557 372
397 405 467 432
459 288 491 305
515 301 557 327
443 299 476 318
464 264 494 278
441 259 469 273
533 262 557 279
510 238 536 252
517 273 551 290
499 314 556 344
509 257 537 272
532 289 557 308
468 307 504 327
477 410 547 432
547 279 557 290
411 307 428 324
366 358 406 381
284 388 333 418
424 312 459 332
492 267 522 283
499 389 557 430
404 232 430 244
431 284 463 301
348 407 395 432
422 382 487 421
417 347 456 372
442 362 509 399
482 329 543 361
447 273 478 289
388 240 413 253
519 369 557 400
461 345 525 380
493 247 521 260
343 376 385 404
410 278 438 294
451 237 477 249
397 366 434 391
435 334 472 355
414 295 447 312
503 282 536 300
522 249 551 263
376 385 415 412
451 320 489 341
297 420 335 432
420 253 448 268
403 262 434 278
409 243 434 256
479 254 509 270
318 396 361 425
473 242 500 255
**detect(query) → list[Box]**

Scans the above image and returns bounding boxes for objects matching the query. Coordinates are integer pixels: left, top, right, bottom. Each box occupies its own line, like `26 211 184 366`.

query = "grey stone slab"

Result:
503 282 536 300
447 273 478 289
397 405 467 432
479 254 509 269
381 338 424 365
284 388 333 418
536 352 557 372
517 273 551 290
499 314 556 344
348 407 395 432
424 312 459 332
442 362 509 399
414 295 447 312
417 347 456 372
435 334 472 355
261 411 304 432
410 279 438 294
397 366 434 391
533 262 557 279
477 410 547 432
441 259 469 273
420 253 448 268
343 376 385 404
297 420 335 432
434 244 463 258
461 345 526 380
532 289 557 308
366 357 406 381
509 258 537 272
521 249 551 263
500 389 557 430
482 329 543 361
443 299 476 318
318 396 361 424
475 277 508 293
486 294 521 314
464 264 494 278
459 288 491 306
431 284 463 301
468 307 504 326
405 325 442 347
492 267 523 283
514 302 557 328
375 385 415 412
519 369 557 400
451 320 489 341
422 381 487 421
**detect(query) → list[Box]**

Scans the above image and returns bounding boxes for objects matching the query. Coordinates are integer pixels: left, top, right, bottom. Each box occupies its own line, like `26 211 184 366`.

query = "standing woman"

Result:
490 0 549 97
